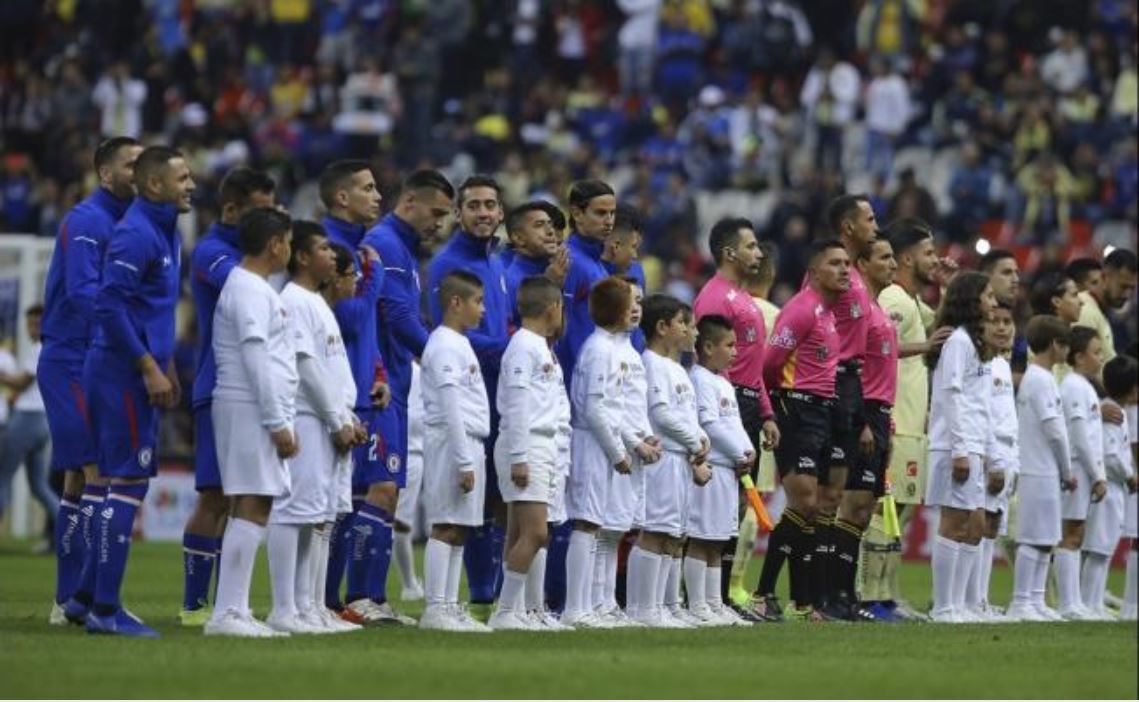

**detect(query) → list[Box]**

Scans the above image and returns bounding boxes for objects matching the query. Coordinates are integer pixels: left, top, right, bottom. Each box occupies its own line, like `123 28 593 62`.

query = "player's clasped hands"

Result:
458 470 475 494
614 455 632 475
1090 479 1107 503
332 424 356 453
735 450 756 478
510 462 529 489
691 461 712 486
634 439 662 464
986 469 1005 496
951 456 970 484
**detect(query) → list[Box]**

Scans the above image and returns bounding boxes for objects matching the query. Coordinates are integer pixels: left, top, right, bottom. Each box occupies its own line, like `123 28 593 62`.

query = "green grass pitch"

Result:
1 539 1135 699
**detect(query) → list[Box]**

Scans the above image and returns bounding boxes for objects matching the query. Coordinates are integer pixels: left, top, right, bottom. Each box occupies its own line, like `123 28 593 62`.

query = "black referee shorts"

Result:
771 391 834 482
829 363 866 469
845 400 891 496
734 385 763 480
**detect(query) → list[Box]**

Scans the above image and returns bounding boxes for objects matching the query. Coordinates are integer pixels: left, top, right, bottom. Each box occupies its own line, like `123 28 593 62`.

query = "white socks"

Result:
496 569 526 614
626 545 660 616
294 525 314 613
591 531 619 612
1080 552 1109 611
654 552 671 611
665 557 682 609
1032 548 1051 609
1124 549 1138 617
683 557 707 609
313 524 332 611
931 535 960 613
974 538 994 607
214 518 265 617
267 523 300 619
1054 548 1081 611
525 548 547 611
565 530 596 615
1012 544 1040 607
953 541 979 612
446 544 464 607
394 529 419 591
706 566 723 608
424 537 451 608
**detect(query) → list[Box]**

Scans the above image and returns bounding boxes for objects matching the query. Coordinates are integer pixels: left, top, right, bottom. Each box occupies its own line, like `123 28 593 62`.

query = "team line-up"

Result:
29 138 1139 637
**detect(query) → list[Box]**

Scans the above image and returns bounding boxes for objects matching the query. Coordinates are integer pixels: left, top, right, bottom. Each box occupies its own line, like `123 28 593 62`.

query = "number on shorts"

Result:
368 434 380 462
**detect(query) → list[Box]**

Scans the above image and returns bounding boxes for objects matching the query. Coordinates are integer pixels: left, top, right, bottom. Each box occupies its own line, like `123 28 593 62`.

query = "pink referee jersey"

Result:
694 272 773 417
861 300 898 404
803 264 872 363
763 285 840 398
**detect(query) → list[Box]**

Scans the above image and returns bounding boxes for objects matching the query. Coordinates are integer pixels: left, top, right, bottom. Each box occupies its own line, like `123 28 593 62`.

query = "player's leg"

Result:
628 529 666 624
563 520 602 624
490 501 548 630
61 464 106 623
729 502 758 605
929 505 969 621
1055 519 1090 618
207 494 277 636
1123 538 1138 620
181 405 228 624
684 538 716 623
951 507 986 621
420 520 460 629
972 510 1001 617
1006 542 1047 621
1080 489 1121 619
52 468 85 621
464 425 505 621
393 446 424 600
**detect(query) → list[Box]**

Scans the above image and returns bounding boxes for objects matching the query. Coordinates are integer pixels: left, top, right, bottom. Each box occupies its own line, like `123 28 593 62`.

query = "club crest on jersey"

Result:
138 447 153 468
815 345 829 361
881 341 890 355
850 303 863 319
387 454 401 473
745 327 756 343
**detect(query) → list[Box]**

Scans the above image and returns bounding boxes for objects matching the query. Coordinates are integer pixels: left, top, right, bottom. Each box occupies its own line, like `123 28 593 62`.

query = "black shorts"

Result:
829 364 866 468
772 391 833 481
734 385 763 480
845 400 891 496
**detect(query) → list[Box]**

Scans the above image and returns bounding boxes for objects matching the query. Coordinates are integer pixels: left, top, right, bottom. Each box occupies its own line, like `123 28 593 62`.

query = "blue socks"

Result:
464 519 505 604
545 521 572 612
346 502 392 604
71 484 108 605
325 500 361 609
54 495 84 605
94 482 148 615
182 533 220 611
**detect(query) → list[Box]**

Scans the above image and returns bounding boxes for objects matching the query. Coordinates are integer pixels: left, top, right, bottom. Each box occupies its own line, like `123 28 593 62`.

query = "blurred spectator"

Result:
863 56 912 179
678 85 732 189
92 62 148 138
1 154 36 232
655 9 706 111
269 0 315 65
856 0 924 63
1014 152 1075 244
800 46 860 175
887 167 939 228
945 142 995 242
1041 30 1090 95
617 0 662 97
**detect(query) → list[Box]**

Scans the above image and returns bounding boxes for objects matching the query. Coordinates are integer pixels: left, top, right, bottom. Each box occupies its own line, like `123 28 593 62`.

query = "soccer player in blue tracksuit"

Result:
557 180 617 383
602 204 648 352
426 176 511 618
179 168 276 626
363 168 454 600
40 137 141 625
317 160 414 626
65 146 195 637
504 200 568 329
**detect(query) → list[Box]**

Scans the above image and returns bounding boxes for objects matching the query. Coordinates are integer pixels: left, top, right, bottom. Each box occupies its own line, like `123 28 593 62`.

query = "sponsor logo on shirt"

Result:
770 327 796 349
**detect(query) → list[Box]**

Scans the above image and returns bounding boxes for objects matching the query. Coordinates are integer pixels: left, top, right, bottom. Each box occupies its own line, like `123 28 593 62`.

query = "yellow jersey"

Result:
878 284 933 436
1075 290 1116 362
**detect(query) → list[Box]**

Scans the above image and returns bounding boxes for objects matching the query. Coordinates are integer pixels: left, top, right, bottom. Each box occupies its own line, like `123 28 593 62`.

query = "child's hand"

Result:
692 462 712 486
1061 475 1078 492
1101 402 1124 426
459 470 475 493
333 424 356 453
271 428 299 459
760 420 780 450
614 455 632 475
352 418 368 445
634 440 661 464
510 462 529 489
986 470 1005 496
1127 475 1138 494
951 457 970 484
1090 479 1107 503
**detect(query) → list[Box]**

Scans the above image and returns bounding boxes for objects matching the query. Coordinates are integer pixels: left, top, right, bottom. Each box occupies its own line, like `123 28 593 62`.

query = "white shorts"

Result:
1126 488 1137 538
423 429 486 528
686 464 738 541
1060 468 1092 521
394 450 423 526
1016 474 1061 547
327 451 353 520
603 458 644 532
642 452 691 538
1083 482 1126 556
272 414 331 524
566 429 611 526
925 451 984 511
213 401 290 498
548 470 568 524
495 433 559 505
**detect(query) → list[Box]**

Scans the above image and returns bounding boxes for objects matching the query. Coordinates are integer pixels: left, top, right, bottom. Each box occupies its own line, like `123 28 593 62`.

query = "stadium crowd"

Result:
0 0 1136 638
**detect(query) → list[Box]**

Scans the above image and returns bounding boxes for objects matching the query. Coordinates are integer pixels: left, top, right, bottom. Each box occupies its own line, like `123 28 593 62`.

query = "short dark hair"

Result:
403 169 455 200
1030 273 1073 316
330 243 355 277
516 276 563 319
1025 315 1071 354
568 179 615 212
612 203 643 238
979 249 1016 274
288 220 327 276
237 207 291 256
1103 355 1138 400
438 270 484 308
827 194 870 235
757 240 777 282
1065 258 1103 286
884 217 933 258
319 160 372 209
589 276 633 328
133 146 183 189
696 314 733 357
1104 248 1137 273
708 217 754 266
25 303 44 316
94 137 140 171
640 293 685 342
1066 326 1100 366
456 174 502 206
506 201 564 236
808 237 846 264
219 167 276 209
